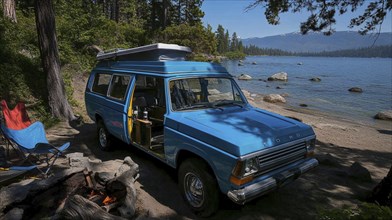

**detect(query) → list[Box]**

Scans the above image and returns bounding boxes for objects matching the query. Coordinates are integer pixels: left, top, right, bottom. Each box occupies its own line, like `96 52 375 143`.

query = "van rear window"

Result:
92 73 111 95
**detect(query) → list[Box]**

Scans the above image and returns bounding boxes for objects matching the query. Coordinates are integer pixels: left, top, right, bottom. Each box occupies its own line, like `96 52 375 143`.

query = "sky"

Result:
201 0 392 39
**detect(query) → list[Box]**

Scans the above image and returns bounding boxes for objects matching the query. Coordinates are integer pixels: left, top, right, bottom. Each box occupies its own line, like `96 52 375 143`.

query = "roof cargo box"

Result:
96 43 192 61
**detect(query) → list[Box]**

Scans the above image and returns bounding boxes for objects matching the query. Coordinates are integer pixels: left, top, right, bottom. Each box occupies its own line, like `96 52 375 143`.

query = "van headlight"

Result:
306 139 316 157
244 158 259 176
230 158 259 186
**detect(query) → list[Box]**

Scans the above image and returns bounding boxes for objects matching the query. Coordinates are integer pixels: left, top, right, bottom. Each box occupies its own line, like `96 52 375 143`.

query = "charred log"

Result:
107 169 137 219
54 195 126 220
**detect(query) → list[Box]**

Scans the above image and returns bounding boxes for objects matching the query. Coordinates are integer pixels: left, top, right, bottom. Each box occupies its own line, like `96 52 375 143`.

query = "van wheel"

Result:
178 158 219 217
97 120 112 151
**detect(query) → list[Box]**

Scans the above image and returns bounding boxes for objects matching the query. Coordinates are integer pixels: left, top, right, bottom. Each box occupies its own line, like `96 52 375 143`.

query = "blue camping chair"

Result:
0 121 70 176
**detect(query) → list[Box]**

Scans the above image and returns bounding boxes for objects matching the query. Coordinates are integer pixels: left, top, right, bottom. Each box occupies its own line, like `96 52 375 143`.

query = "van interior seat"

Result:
134 92 156 107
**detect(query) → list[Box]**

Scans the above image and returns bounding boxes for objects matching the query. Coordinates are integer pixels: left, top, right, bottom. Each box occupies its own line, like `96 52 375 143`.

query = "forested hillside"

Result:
242 31 392 53
243 44 392 58
0 0 243 123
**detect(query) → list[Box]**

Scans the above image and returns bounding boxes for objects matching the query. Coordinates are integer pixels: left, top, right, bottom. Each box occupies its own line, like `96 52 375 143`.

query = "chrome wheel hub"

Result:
99 128 107 147
184 172 204 208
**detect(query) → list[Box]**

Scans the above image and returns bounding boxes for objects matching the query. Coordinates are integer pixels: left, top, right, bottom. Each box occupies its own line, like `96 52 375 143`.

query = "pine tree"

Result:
215 25 225 54
230 32 238 51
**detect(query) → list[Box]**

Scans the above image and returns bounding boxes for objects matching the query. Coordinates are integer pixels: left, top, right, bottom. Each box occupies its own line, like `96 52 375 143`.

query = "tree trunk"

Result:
369 165 392 207
2 0 17 23
34 0 75 121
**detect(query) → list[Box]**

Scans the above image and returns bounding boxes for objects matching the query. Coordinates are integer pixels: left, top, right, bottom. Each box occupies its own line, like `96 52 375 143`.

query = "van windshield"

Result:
169 77 245 111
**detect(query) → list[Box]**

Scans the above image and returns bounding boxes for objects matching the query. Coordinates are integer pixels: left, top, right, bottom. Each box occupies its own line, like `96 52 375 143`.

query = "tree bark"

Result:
34 0 75 121
369 165 392 207
2 0 17 23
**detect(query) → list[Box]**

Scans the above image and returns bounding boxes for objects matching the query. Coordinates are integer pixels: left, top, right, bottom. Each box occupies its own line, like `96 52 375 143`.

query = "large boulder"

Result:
374 110 392 121
263 94 286 103
268 72 288 81
238 74 252 80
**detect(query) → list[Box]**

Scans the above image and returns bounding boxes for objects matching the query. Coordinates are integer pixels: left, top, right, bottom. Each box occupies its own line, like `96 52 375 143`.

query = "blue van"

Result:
85 43 318 216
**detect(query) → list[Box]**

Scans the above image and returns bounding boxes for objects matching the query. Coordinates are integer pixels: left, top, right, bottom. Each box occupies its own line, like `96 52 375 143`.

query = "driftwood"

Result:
101 201 121 212
54 156 139 219
83 168 95 189
107 169 137 218
54 195 126 220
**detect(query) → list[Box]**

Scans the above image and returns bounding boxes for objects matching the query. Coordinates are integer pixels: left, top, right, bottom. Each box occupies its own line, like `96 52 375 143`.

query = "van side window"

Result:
108 75 131 101
92 73 111 96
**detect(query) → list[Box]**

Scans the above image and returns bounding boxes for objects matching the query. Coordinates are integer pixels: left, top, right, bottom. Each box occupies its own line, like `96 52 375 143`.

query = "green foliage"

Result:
189 53 221 63
243 44 391 58
318 203 392 220
215 24 245 59
55 0 147 69
0 15 58 125
216 24 227 53
244 44 294 56
247 0 392 35
299 45 392 58
158 23 216 54
224 51 246 60
0 16 45 104
0 0 236 123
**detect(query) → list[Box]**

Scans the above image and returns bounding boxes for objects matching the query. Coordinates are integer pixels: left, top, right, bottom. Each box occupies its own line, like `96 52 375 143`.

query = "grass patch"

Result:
318 203 392 220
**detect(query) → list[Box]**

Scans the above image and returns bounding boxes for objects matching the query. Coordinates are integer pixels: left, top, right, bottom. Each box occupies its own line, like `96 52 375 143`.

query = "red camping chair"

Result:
0 100 32 130
0 100 33 160
0 100 70 176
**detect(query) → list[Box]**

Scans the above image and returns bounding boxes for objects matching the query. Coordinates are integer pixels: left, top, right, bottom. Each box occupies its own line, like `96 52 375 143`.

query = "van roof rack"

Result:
96 43 192 61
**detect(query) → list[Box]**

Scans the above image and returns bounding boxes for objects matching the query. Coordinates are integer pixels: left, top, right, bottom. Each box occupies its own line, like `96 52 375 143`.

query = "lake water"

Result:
222 56 392 125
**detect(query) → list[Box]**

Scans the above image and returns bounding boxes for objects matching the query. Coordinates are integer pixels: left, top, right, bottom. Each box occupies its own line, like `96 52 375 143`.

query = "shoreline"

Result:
245 91 392 183
246 90 391 129
245 90 392 153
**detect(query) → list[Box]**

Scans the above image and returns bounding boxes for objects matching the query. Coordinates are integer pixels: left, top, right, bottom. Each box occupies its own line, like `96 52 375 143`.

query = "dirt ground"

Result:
41 77 392 219
0 67 390 219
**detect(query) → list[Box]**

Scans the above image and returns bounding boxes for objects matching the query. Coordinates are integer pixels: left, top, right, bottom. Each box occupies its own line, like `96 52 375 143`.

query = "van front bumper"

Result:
227 158 318 204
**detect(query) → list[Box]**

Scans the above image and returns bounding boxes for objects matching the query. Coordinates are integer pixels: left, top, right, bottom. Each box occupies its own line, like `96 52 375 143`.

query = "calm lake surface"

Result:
222 56 392 125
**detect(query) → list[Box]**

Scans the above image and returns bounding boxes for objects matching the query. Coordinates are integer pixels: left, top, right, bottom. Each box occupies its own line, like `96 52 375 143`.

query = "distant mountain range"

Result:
242 31 392 53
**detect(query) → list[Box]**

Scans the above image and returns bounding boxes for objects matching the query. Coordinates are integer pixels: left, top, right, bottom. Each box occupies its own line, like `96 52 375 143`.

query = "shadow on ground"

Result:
2 121 390 219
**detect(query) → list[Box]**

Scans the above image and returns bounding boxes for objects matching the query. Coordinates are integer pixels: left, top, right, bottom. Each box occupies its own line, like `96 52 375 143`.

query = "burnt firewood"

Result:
106 169 137 219
53 194 126 220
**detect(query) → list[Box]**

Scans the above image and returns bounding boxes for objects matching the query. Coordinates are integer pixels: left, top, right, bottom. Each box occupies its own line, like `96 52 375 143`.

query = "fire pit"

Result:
0 153 140 219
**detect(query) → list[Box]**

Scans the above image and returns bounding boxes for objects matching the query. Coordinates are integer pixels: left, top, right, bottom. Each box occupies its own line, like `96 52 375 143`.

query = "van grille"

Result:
257 142 306 175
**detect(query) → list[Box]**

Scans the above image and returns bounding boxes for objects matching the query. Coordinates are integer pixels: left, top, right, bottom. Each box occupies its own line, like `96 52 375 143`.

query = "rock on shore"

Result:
263 94 286 103
238 74 252 80
310 77 321 82
348 87 363 93
375 110 392 121
268 72 288 81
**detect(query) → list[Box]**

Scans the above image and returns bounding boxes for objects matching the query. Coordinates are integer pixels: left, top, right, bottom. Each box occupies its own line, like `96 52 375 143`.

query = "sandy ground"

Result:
35 74 392 219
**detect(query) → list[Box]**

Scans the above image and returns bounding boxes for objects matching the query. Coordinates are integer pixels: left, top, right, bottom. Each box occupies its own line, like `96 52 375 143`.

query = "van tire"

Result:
178 158 219 217
97 120 113 151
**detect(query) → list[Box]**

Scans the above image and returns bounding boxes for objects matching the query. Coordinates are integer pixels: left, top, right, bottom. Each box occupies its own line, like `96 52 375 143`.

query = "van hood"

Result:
166 107 314 157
